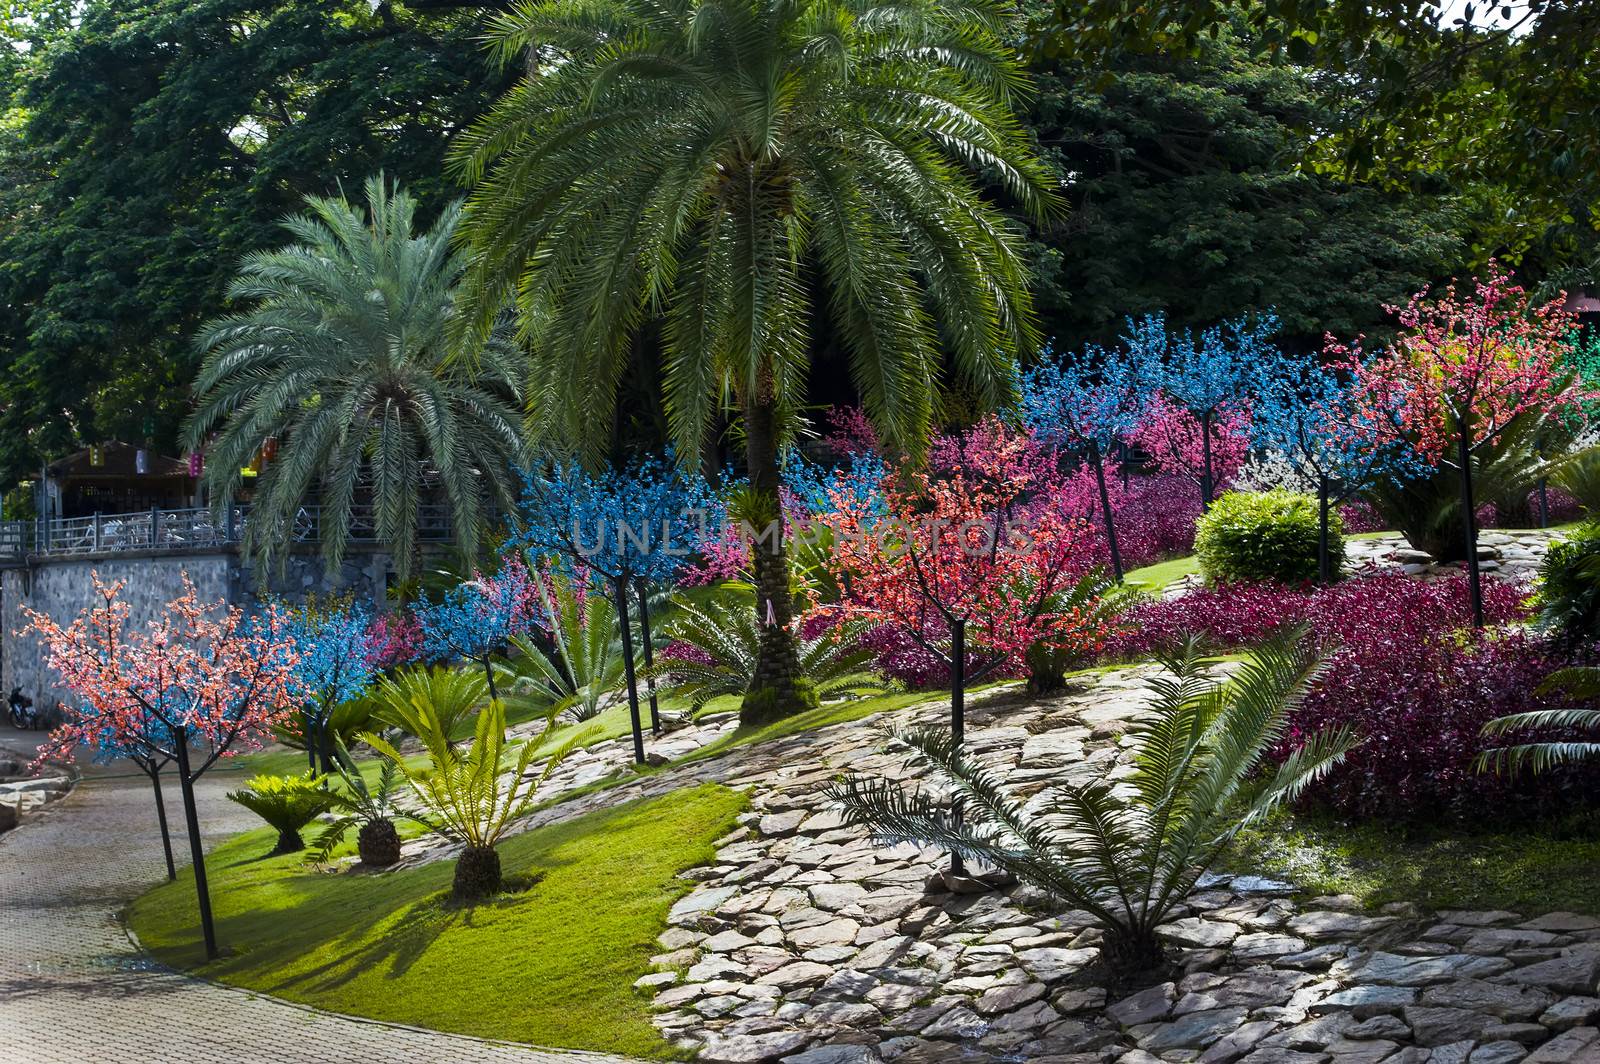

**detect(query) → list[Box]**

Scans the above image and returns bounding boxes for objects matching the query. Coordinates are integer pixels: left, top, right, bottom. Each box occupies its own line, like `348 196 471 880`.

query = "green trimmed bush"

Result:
1195 490 1340 585
1535 520 1600 646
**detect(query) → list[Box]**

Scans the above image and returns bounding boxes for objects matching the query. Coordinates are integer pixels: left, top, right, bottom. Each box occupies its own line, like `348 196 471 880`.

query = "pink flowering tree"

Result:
1342 266 1587 624
1127 392 1251 501
24 573 300 959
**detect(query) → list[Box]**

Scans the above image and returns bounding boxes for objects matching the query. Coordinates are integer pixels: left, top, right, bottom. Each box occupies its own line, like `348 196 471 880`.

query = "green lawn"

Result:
129 783 747 1058
1125 554 1201 594
1233 809 1600 916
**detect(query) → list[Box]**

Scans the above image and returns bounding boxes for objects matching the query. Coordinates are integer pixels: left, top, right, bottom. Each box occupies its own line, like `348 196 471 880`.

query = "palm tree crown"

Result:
452 0 1054 721
455 0 1052 460
187 177 525 578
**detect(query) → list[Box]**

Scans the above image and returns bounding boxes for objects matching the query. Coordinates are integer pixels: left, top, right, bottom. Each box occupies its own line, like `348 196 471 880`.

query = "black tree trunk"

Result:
636 579 661 734
173 735 219 960
1200 409 1216 508
1317 475 1332 586
948 617 966 877
1457 428 1485 628
1089 442 1123 581
149 766 176 882
614 576 646 765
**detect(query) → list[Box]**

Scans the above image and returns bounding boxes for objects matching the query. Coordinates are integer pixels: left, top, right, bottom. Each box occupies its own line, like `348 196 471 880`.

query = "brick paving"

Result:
0 762 644 1064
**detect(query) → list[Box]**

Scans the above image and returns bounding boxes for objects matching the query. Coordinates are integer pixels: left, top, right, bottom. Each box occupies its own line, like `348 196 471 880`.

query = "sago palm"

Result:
827 633 1357 972
370 665 488 744
653 590 885 712
497 572 626 722
186 176 525 579
452 0 1056 722
365 698 577 899
226 773 338 857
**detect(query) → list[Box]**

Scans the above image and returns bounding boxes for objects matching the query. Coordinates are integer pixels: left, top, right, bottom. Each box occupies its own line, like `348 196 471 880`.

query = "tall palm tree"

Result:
187 177 525 579
452 0 1056 722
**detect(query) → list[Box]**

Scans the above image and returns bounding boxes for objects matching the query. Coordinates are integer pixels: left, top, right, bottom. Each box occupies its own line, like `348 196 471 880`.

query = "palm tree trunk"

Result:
741 390 810 725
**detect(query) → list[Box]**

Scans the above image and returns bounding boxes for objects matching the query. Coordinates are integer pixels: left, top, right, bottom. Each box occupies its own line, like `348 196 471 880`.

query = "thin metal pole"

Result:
1317 476 1331 586
949 617 965 878
150 766 176 882
1089 443 1123 581
1457 429 1485 628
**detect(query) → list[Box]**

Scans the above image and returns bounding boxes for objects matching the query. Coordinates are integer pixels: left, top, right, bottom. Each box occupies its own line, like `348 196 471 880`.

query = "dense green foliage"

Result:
0 1 513 487
1021 18 1468 346
1195 490 1339 585
128 783 748 1057
1534 522 1600 647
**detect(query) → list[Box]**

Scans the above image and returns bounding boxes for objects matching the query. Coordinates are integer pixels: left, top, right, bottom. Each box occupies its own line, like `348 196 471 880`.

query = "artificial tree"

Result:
819 421 1105 876
415 556 538 703
516 455 711 760
1341 267 1584 625
1251 358 1420 584
284 597 379 774
1124 312 1270 507
25 574 300 959
1020 344 1143 580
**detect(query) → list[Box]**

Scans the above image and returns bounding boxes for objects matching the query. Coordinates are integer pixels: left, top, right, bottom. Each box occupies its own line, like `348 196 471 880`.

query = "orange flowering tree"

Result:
24 574 300 959
1338 266 1589 624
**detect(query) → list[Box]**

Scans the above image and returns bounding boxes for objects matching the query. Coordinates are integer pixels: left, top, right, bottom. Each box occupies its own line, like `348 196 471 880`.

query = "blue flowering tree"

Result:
1252 358 1422 583
285 600 380 774
1126 312 1276 506
415 559 536 705
1021 346 1144 580
515 454 711 763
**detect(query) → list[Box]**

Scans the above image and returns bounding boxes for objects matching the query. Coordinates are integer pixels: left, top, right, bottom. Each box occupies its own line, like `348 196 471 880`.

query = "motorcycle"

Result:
7 686 37 730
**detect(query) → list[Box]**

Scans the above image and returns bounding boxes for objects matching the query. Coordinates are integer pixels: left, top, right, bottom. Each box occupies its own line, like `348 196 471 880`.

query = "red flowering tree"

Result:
1341 266 1588 624
818 422 1107 874
820 423 1105 722
24 573 300 959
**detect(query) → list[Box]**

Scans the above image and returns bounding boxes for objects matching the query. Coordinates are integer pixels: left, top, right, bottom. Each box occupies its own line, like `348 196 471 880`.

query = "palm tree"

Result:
186 176 525 579
451 0 1056 722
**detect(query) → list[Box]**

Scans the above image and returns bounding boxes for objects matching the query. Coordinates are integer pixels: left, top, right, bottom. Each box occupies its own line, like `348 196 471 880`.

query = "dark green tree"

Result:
0 0 514 489
1021 20 1471 347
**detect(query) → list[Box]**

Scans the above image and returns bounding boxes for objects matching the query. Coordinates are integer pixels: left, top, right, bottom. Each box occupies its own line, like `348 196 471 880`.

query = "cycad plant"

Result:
186 176 525 578
827 633 1356 972
1025 571 1138 694
313 741 406 867
226 773 338 856
371 665 486 744
1478 666 1600 775
453 0 1055 721
497 573 625 722
653 591 885 713
365 698 577 899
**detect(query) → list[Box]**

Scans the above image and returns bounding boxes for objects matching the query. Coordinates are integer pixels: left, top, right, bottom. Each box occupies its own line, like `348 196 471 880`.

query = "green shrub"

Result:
1535 521 1600 646
226 773 337 856
1194 490 1340 584
1554 445 1600 515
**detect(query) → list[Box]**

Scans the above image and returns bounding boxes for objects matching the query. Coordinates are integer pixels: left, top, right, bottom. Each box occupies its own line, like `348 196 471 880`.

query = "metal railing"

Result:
0 503 457 563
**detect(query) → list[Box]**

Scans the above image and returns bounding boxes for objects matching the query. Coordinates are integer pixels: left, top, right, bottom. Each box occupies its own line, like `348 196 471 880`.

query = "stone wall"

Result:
2 548 396 711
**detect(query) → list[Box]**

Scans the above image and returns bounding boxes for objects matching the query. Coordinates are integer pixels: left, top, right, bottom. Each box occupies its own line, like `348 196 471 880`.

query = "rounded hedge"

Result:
1194 489 1341 585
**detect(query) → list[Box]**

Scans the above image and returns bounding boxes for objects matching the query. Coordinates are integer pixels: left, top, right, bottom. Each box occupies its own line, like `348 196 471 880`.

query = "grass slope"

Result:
1125 554 1201 594
1234 810 1600 916
129 783 746 1058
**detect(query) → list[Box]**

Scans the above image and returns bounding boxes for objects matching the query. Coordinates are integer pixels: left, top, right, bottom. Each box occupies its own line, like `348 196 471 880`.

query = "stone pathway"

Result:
625 668 1600 1064
1342 530 1561 584
0 759 645 1064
